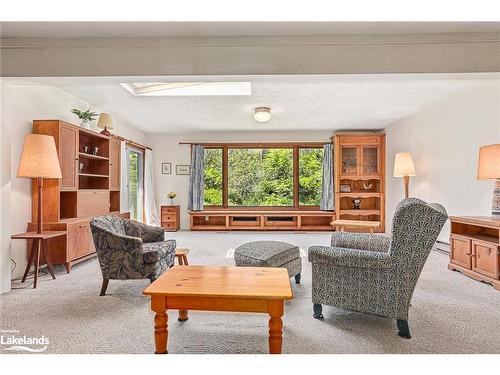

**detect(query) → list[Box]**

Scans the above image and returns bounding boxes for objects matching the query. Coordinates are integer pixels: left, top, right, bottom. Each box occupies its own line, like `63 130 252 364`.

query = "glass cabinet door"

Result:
362 146 379 174
341 146 358 175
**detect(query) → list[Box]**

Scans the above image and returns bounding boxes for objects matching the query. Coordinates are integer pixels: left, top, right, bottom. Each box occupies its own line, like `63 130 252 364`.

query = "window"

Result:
204 148 223 205
228 148 293 206
202 143 327 209
126 147 144 221
298 148 324 206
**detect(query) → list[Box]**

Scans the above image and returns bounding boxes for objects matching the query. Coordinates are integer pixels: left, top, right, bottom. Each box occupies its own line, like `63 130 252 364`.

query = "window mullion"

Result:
293 146 299 208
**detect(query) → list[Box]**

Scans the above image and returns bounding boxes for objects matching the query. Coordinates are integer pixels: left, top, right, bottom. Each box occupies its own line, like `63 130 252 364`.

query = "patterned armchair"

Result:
308 198 447 338
90 215 176 296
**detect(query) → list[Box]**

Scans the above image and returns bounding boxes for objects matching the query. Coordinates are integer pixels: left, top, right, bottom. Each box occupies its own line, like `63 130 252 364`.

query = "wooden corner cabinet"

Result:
161 205 180 232
448 216 500 290
333 132 386 232
29 120 128 272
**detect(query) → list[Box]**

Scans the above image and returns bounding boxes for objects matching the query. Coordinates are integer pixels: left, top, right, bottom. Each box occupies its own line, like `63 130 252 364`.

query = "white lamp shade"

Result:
477 144 500 179
17 134 62 179
393 152 416 177
97 113 113 129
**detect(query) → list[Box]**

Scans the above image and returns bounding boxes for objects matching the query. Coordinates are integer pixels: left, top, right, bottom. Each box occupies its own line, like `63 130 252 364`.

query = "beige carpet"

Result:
1 231 499 354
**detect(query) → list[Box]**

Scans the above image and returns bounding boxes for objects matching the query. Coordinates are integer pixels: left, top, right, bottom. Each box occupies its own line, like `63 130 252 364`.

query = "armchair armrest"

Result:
330 232 391 252
308 246 392 269
91 225 144 256
143 240 177 265
123 220 165 243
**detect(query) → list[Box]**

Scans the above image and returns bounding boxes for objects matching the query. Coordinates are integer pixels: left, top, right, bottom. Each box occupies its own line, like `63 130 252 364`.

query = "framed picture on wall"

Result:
162 162 172 175
176 165 191 175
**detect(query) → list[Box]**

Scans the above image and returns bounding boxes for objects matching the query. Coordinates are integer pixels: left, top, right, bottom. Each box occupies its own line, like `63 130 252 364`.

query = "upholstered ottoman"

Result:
234 241 302 283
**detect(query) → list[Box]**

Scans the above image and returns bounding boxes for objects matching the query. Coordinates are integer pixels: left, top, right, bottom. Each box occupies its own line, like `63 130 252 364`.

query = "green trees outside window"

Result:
204 148 223 205
228 148 293 206
203 145 325 207
298 148 324 206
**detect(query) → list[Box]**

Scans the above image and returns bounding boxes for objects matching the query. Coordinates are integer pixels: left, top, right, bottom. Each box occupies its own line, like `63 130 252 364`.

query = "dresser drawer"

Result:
162 206 178 214
162 222 177 231
162 214 177 222
77 191 110 217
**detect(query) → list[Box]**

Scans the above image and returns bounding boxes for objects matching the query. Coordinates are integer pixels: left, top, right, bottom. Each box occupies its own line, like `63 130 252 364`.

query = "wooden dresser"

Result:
449 216 500 290
28 120 129 272
161 205 180 232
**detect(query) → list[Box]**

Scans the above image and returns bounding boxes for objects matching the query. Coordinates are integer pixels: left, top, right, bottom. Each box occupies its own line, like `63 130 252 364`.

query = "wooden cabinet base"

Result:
449 216 500 291
189 210 335 231
448 263 500 291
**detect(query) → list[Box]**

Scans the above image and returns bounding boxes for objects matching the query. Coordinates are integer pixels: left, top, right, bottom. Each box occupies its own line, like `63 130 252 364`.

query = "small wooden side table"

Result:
175 248 189 265
331 219 380 234
11 231 67 288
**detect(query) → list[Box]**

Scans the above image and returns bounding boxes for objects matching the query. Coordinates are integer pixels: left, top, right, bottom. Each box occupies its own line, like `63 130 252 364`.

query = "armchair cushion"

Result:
330 232 391 252
123 220 165 243
308 245 392 269
143 240 177 265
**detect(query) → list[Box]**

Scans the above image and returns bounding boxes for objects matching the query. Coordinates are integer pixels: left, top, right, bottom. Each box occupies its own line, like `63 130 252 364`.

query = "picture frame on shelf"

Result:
162 162 172 175
176 165 191 175
340 184 351 193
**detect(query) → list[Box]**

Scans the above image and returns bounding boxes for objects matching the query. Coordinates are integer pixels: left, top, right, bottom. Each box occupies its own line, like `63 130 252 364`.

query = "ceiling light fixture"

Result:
254 107 272 123
120 82 251 96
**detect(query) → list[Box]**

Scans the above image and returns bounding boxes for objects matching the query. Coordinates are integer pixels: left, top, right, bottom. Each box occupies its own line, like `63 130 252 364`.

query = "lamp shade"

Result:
17 134 62 178
477 144 500 180
97 113 113 129
393 152 416 177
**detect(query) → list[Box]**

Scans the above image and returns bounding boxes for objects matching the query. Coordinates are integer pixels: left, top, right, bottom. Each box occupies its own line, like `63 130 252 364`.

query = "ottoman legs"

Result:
294 273 301 284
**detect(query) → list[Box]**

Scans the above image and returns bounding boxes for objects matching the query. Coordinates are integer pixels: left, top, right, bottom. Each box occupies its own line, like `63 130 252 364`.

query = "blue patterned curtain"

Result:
320 143 334 211
188 145 205 211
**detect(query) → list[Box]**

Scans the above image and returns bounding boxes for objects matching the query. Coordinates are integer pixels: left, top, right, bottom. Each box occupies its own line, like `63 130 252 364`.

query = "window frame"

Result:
201 142 331 210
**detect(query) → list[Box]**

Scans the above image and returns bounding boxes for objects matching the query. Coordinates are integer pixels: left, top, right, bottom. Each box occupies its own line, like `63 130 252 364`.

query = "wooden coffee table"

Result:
143 265 293 354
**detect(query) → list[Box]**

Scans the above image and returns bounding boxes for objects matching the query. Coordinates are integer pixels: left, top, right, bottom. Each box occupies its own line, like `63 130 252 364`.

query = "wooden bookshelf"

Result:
31 120 125 272
334 132 386 233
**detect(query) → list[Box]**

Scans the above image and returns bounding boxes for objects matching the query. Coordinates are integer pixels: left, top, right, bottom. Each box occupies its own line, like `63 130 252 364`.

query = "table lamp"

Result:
97 112 113 136
394 152 416 198
17 134 62 233
477 144 500 217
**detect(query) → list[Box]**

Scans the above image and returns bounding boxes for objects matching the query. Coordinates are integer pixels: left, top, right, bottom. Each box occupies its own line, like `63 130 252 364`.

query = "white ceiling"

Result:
2 22 500 39
9 73 498 134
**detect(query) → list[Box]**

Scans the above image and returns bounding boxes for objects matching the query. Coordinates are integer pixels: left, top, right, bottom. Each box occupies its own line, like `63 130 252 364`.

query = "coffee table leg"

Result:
268 300 284 354
178 309 189 321
152 296 168 354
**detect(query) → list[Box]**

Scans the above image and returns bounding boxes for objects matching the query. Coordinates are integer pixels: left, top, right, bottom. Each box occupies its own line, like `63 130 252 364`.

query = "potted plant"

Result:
71 108 98 129
167 192 177 205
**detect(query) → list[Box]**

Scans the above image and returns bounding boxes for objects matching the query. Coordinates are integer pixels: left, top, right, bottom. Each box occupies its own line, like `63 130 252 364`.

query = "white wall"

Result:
385 81 500 242
147 130 333 230
0 81 147 293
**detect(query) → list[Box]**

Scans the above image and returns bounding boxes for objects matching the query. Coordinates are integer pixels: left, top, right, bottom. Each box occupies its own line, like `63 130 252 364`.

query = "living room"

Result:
1 2 500 373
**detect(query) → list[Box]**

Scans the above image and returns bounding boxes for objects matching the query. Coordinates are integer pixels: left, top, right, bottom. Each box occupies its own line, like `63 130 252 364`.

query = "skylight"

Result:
120 82 251 96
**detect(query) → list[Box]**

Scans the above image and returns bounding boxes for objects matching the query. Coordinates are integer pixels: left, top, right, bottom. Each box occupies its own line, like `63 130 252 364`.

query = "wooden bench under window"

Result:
189 210 335 231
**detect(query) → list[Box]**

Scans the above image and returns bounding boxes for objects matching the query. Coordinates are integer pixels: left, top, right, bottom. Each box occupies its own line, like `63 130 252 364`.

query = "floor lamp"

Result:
17 134 62 233
394 152 416 199
477 144 500 217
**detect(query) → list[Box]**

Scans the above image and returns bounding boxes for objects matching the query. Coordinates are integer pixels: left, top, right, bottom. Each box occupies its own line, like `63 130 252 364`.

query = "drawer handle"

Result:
465 253 471 256
79 225 86 228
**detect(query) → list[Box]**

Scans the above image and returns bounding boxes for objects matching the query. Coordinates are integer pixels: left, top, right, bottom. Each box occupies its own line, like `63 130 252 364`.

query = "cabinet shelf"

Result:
78 152 109 161
79 173 109 178
340 209 381 216
339 192 381 198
